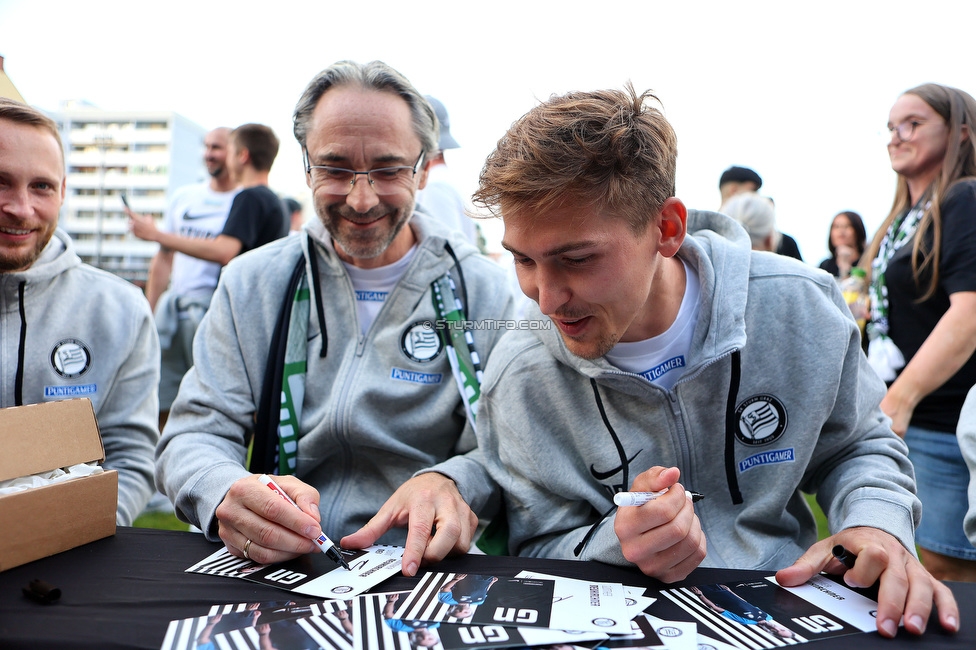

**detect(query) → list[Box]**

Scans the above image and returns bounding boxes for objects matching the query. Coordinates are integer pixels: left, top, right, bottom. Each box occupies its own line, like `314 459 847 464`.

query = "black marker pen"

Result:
832 544 857 569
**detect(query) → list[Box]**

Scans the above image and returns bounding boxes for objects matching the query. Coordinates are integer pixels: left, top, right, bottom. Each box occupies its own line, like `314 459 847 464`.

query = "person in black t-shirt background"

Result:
818 210 866 278
129 123 288 266
221 124 289 256
863 83 976 582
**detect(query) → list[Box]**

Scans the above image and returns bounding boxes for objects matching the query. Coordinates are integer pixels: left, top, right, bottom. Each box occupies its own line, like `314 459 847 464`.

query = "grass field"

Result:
806 492 830 540
133 510 189 531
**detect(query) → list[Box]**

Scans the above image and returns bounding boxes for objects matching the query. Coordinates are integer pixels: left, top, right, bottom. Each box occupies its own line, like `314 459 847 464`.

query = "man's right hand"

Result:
614 466 707 582
215 474 324 565
126 207 162 243
835 244 857 275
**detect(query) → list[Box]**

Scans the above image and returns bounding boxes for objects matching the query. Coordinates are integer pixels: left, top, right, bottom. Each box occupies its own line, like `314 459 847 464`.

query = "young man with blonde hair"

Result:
365 84 959 639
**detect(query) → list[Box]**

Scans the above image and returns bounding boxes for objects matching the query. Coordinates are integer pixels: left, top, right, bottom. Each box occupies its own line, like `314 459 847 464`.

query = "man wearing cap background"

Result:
718 165 763 207
718 165 803 261
416 95 480 247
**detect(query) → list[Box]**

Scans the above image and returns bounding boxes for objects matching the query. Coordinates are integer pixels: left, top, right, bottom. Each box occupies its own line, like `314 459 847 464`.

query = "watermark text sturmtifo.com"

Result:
424 319 552 331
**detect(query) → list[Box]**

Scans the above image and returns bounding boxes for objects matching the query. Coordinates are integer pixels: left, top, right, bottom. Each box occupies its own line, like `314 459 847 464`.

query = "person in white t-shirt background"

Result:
126 127 239 515
128 128 240 432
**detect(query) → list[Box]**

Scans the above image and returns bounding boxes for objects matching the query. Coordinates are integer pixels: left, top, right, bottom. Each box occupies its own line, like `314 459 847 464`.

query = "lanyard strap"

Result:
254 248 481 476
432 272 483 429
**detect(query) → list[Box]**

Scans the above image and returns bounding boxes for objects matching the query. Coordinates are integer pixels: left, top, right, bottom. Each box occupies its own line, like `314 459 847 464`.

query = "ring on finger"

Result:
243 538 252 560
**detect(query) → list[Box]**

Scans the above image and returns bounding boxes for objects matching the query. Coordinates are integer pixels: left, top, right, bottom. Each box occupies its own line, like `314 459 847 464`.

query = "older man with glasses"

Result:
156 60 513 574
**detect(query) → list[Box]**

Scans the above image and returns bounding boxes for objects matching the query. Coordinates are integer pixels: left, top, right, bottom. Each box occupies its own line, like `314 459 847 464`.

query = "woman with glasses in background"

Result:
863 83 976 581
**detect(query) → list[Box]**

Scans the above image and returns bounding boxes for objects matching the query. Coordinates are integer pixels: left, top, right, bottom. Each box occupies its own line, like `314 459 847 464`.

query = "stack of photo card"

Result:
173 554 891 650
160 598 354 650
353 590 610 650
650 574 881 649
185 544 404 599
391 572 634 635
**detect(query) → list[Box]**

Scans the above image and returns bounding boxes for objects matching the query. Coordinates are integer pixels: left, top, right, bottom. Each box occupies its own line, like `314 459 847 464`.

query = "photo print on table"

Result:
651 575 880 649
160 598 343 650
186 544 403 598
354 591 608 650
391 572 632 634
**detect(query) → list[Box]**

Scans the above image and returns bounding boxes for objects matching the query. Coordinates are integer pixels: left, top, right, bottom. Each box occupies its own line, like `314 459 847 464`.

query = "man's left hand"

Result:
776 526 959 638
341 473 477 577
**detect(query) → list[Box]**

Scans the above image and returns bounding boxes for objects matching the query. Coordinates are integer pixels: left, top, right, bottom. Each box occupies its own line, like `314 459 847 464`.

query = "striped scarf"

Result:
866 197 928 381
250 247 480 474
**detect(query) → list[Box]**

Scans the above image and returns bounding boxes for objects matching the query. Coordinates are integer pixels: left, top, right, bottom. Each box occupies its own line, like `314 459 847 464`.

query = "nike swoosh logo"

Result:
181 211 227 220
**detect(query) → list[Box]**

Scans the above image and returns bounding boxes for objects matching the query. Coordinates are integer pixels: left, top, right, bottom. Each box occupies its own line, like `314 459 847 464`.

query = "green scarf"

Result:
868 198 927 339
866 196 928 381
274 274 310 474
251 247 480 475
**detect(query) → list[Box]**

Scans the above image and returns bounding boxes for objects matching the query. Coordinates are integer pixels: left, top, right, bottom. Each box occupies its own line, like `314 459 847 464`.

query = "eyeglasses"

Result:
887 120 927 143
304 150 425 195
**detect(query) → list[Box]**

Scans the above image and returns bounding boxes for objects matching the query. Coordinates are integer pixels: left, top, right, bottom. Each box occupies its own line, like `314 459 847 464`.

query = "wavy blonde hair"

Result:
473 83 676 234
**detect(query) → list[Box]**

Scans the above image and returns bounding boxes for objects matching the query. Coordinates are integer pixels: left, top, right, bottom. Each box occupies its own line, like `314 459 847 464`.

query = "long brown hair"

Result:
827 211 867 259
862 83 976 300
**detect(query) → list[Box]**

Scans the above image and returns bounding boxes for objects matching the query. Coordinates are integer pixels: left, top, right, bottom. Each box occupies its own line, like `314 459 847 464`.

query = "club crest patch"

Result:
50 338 92 378
734 394 787 445
400 320 443 363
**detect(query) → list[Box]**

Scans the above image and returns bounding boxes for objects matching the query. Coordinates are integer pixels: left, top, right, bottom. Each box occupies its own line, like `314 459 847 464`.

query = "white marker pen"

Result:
258 474 351 570
614 489 705 506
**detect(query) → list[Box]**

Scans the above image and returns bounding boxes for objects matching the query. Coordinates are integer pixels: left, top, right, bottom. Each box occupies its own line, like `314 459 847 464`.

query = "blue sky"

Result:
2 0 974 263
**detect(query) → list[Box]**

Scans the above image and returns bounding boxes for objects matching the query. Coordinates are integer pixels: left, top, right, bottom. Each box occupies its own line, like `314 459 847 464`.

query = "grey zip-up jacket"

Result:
0 229 160 526
156 213 514 543
440 210 919 571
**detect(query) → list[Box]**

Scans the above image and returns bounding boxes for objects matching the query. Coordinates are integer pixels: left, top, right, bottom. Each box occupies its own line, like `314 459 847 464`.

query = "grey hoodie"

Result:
156 213 514 543
0 229 160 526
441 210 919 571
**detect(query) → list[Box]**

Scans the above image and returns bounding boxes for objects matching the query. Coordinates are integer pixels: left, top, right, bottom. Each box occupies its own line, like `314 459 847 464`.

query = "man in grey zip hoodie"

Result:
0 98 159 526
369 85 959 637
155 61 512 574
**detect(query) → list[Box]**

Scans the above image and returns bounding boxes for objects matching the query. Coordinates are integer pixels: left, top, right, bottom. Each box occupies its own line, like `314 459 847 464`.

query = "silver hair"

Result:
292 60 438 155
721 192 778 250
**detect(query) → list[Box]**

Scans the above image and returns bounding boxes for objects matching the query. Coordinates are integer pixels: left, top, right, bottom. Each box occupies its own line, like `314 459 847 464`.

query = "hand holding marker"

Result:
614 487 704 506
258 474 351 570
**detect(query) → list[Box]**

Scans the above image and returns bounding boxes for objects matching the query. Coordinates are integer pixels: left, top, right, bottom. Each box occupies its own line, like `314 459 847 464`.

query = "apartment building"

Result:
49 102 208 284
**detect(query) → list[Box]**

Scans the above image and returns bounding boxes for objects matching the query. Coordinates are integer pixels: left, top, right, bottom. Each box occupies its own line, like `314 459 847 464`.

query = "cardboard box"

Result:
0 398 117 571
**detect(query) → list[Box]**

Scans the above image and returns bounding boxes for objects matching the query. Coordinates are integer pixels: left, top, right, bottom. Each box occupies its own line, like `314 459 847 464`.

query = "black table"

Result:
0 527 971 649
